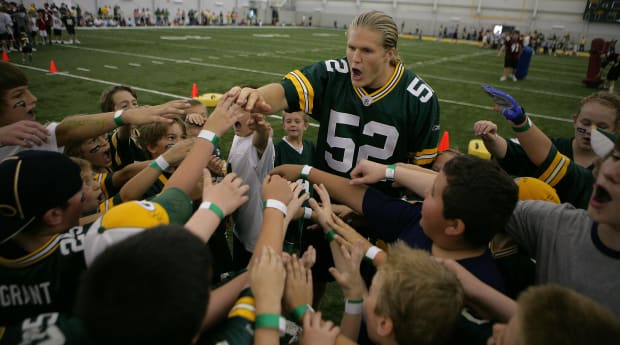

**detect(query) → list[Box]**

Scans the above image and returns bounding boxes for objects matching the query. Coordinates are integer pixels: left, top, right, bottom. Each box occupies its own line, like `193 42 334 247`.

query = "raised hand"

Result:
300 312 340 345
0 120 49 147
328 240 366 300
481 85 526 125
284 254 313 313
203 87 246 137
285 182 310 224
202 170 250 216
349 159 387 185
235 86 272 113
473 120 499 140
262 174 294 205
162 138 195 166
308 183 334 231
123 99 190 125
250 246 286 313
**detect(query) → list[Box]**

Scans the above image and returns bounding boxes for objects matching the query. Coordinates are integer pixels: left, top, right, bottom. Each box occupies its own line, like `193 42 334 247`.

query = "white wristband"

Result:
303 207 313 220
344 299 364 315
198 129 219 145
300 165 312 180
385 164 396 181
365 246 383 262
154 155 170 171
263 199 288 217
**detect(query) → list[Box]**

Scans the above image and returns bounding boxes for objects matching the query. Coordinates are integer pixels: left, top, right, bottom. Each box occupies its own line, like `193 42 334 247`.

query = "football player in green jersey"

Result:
235 11 440 178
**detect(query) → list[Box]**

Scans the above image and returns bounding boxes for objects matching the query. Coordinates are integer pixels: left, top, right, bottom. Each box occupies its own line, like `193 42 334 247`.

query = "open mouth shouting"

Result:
590 183 612 209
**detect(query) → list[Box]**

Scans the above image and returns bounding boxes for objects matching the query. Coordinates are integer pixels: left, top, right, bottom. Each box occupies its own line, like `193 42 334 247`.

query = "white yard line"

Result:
18 63 571 123
62 45 282 76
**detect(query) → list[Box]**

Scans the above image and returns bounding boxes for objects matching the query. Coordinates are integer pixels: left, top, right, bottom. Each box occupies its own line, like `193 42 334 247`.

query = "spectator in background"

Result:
497 30 523 82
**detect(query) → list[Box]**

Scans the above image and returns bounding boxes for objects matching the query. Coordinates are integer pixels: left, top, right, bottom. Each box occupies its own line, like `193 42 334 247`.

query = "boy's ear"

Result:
42 207 65 227
377 315 395 338
146 144 158 157
444 218 465 237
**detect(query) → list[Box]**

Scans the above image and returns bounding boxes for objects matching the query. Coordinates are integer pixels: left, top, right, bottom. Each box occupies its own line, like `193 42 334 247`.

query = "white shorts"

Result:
39 30 47 38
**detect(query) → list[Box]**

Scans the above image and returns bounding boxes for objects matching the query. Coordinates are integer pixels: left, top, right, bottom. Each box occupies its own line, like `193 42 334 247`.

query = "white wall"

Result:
23 0 620 40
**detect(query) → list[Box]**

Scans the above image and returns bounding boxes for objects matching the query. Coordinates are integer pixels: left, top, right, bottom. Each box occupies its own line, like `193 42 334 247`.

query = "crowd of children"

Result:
1 9 620 345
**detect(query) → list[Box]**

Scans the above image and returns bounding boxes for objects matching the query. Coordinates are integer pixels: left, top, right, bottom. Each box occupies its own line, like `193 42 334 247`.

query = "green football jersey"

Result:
0 312 87 345
274 138 316 253
274 138 316 167
0 226 90 325
0 188 193 326
281 58 441 177
531 146 593 209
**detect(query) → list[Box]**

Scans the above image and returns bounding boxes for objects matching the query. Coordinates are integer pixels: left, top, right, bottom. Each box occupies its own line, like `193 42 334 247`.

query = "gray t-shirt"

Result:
0 12 12 34
228 134 275 252
506 200 620 315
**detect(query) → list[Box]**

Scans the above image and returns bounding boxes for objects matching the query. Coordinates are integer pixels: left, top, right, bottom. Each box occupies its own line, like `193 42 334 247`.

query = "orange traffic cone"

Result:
49 60 58 73
438 131 450 152
2 50 9 62
191 83 199 98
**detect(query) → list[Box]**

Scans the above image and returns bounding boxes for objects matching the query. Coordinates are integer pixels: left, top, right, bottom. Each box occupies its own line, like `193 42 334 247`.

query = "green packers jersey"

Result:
531 146 593 209
0 189 193 326
281 58 440 177
0 312 87 345
196 287 255 345
0 226 91 325
499 137 592 177
274 138 316 167
274 138 316 253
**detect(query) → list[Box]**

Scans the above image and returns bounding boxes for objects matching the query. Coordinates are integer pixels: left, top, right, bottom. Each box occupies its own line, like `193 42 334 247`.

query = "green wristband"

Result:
512 117 532 133
255 313 281 329
113 110 125 126
325 229 337 242
199 201 225 221
292 304 313 322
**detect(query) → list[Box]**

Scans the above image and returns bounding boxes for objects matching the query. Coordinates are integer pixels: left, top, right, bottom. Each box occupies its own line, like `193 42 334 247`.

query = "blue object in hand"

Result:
481 85 527 125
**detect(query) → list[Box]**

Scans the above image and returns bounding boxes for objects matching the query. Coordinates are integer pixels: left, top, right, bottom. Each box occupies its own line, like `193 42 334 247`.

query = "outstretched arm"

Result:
473 120 508 159
349 159 437 197
436 257 516 322
482 85 552 166
164 88 242 196
236 83 289 114
56 100 190 147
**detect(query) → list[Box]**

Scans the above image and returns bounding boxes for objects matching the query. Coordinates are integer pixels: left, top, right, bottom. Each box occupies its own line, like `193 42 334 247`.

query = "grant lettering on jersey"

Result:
0 282 52 307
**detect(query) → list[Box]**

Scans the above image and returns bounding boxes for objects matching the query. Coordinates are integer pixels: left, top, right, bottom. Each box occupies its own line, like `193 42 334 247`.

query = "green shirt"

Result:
280 58 440 177
0 188 193 325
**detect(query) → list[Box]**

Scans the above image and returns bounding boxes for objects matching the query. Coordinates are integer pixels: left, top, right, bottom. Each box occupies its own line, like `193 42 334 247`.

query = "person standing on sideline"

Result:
498 30 523 82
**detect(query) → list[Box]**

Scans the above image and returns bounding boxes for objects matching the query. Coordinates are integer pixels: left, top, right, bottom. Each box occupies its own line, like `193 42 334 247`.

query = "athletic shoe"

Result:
511 74 517 82
500 76 507 82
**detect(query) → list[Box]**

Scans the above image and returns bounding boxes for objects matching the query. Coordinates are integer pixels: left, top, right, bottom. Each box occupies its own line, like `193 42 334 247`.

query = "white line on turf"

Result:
62 45 282 76
128 63 141 67
103 65 118 69
421 73 583 100
152 60 164 64
76 67 90 72
62 44 582 99
17 63 571 124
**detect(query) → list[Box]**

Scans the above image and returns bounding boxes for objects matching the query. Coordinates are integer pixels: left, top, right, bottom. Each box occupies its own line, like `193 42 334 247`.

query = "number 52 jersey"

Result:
281 57 441 176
